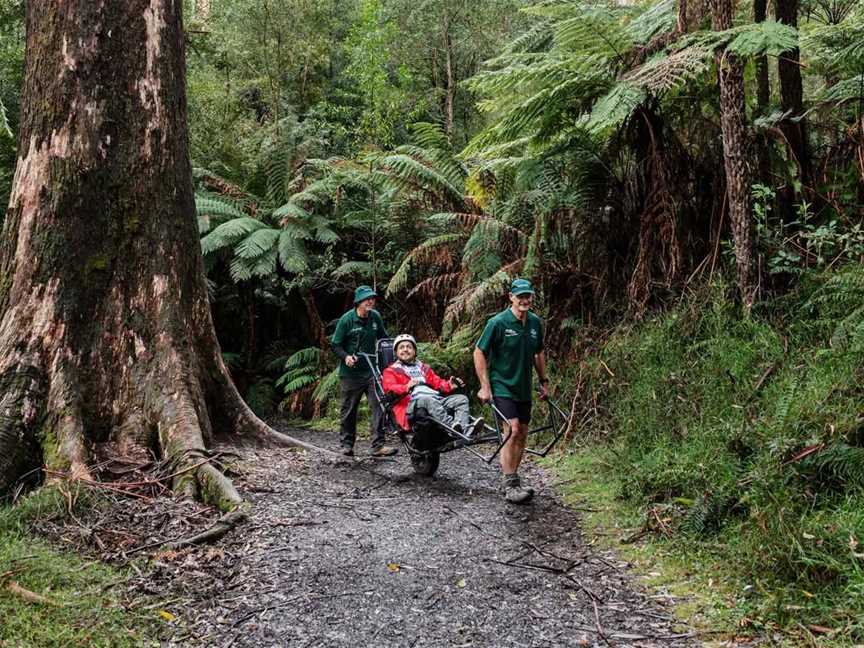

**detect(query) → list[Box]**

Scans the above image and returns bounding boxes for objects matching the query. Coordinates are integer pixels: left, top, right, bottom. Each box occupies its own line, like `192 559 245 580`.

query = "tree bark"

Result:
712 0 756 308
753 0 772 185
774 0 810 188
754 0 770 112
0 0 335 502
442 17 456 141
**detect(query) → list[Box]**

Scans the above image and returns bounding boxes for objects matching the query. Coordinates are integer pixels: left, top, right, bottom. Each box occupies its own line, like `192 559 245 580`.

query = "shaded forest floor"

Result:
31 427 719 647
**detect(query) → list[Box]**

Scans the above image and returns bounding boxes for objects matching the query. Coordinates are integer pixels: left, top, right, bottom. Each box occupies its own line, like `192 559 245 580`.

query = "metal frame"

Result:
357 338 568 468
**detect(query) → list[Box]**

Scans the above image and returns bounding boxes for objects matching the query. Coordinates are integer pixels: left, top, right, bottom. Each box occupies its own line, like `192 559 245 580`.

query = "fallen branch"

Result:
593 599 611 646
5 581 62 607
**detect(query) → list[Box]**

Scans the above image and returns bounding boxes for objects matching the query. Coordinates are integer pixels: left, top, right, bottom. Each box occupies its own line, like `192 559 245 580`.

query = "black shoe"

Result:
340 446 354 456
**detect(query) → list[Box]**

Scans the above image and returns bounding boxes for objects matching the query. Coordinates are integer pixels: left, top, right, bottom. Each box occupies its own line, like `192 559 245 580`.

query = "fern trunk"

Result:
0 0 323 501
774 0 810 189
712 0 756 308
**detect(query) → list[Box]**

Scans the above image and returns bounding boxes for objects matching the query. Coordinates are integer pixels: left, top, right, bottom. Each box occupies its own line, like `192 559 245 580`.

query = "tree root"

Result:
219 375 350 462
165 508 248 550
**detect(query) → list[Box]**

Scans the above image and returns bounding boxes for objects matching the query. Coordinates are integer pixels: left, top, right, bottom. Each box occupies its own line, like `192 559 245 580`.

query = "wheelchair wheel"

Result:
410 450 440 477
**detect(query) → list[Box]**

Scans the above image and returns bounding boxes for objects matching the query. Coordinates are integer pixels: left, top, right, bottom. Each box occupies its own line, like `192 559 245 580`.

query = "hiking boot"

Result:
371 445 398 457
340 445 354 457
502 474 534 504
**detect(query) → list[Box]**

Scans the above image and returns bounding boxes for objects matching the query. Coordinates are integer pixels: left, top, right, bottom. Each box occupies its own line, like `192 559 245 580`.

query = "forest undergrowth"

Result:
548 271 864 642
0 489 157 647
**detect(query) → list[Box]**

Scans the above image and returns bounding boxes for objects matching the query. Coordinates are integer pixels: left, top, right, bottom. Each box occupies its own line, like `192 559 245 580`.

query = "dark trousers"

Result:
339 375 384 449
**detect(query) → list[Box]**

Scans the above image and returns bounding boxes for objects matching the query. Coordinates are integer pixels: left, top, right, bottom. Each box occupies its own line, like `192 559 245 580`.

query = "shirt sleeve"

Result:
331 315 347 357
425 366 450 393
476 319 497 354
536 320 545 352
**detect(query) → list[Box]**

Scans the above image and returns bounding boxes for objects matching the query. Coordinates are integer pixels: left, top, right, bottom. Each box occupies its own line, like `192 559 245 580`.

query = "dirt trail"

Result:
102 426 695 648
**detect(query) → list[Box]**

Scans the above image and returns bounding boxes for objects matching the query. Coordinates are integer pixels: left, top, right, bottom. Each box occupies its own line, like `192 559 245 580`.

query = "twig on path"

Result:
593 599 611 646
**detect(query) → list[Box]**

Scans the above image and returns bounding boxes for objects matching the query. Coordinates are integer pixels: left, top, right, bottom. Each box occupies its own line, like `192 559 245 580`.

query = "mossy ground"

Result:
0 488 158 647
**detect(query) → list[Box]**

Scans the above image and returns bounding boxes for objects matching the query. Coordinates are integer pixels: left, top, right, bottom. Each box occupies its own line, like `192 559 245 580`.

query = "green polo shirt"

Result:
331 308 388 378
476 308 544 401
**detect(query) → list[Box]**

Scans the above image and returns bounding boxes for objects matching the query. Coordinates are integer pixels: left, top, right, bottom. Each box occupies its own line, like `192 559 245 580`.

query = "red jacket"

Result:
381 361 453 430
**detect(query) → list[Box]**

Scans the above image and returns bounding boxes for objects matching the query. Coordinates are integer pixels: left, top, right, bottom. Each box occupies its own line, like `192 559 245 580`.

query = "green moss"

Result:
85 255 109 271
39 424 70 472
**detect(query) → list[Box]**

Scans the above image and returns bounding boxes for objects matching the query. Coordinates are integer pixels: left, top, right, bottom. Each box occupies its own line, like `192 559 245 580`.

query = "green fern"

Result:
800 444 864 489
0 96 12 139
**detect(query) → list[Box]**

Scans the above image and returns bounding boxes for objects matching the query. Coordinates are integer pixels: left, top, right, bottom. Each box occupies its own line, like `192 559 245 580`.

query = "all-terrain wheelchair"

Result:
358 338 569 477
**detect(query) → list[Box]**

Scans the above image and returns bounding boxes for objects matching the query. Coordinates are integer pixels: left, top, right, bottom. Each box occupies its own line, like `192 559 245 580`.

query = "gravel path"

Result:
126 427 701 647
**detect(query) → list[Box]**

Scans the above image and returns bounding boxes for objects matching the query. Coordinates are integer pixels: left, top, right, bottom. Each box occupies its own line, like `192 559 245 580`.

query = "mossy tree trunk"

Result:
0 0 326 505
712 0 756 309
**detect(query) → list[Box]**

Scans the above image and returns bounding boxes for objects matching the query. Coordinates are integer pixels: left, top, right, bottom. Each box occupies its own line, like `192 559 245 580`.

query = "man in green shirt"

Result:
474 278 549 503
331 285 397 457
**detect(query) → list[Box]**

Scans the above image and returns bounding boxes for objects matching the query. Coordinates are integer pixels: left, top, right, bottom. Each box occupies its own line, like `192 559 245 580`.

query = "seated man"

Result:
382 334 484 436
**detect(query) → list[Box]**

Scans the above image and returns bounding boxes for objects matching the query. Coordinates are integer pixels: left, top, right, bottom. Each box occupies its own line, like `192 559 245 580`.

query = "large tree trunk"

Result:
0 0 330 504
712 0 756 308
774 0 810 188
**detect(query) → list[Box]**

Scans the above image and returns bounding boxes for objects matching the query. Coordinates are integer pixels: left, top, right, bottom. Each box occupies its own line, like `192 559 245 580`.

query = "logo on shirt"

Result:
530 329 538 339
504 329 519 337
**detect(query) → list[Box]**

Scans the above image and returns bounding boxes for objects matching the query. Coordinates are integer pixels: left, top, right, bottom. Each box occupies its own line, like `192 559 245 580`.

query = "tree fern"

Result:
0 96 11 139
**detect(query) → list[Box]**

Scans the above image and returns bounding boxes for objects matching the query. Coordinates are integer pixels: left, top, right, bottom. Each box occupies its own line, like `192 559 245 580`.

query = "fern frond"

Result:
235 227 280 260
0 97 12 139
283 346 321 370
333 261 374 278
277 230 309 273
586 83 646 134
387 233 465 296
201 218 266 255
625 46 711 92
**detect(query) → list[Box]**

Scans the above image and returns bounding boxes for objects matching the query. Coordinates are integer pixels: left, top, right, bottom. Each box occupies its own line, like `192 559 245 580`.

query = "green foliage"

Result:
276 346 323 394
562 280 864 634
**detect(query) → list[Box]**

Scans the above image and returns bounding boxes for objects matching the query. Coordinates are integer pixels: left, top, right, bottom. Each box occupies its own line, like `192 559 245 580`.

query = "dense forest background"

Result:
3 0 864 636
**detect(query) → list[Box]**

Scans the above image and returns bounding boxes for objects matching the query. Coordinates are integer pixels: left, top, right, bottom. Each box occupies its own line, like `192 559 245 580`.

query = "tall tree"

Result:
0 0 320 502
712 0 756 307
774 0 810 188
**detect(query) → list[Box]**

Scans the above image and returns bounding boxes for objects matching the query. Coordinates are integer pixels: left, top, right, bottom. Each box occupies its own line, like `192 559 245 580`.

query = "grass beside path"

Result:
0 488 157 648
544 451 753 642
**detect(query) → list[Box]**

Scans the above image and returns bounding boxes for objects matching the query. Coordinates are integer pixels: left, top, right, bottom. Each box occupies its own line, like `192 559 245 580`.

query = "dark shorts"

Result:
493 397 532 424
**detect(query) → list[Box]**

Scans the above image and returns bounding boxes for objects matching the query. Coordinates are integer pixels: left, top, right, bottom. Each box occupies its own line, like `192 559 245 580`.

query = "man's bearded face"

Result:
395 341 416 363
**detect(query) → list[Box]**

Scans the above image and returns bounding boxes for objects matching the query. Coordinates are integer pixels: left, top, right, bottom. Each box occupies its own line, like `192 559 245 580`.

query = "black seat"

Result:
376 338 395 372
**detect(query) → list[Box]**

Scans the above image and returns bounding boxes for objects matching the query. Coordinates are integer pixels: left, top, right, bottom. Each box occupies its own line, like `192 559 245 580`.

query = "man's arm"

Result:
534 351 548 399
425 366 451 393
331 316 355 366
382 367 410 396
473 347 492 402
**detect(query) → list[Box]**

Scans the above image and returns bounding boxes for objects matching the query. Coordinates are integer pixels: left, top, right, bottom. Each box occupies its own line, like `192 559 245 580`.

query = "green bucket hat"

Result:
353 285 378 304
510 278 535 296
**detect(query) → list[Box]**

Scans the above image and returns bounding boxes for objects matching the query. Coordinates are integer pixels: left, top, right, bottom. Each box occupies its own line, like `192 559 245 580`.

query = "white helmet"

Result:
393 333 417 351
